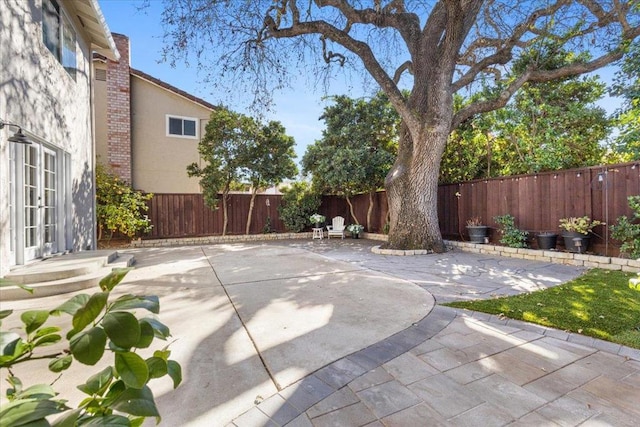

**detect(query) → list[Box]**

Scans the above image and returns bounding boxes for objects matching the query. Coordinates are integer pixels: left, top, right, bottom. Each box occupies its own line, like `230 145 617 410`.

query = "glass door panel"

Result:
43 148 57 255
23 145 40 260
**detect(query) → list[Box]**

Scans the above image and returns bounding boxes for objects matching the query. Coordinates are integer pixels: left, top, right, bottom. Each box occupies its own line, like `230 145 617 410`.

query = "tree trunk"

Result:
366 191 374 232
345 195 359 225
246 188 257 235
222 190 230 236
385 126 448 252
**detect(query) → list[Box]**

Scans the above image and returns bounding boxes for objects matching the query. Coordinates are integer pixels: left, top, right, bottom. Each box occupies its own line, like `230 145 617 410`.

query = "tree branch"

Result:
266 15 415 127
452 41 640 129
453 0 569 92
314 0 422 54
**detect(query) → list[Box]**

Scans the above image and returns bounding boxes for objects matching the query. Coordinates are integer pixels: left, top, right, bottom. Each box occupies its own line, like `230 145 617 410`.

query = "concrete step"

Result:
0 251 135 301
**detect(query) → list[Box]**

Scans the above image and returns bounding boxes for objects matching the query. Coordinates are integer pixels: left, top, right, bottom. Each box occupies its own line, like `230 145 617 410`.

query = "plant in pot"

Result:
347 223 365 238
309 213 326 228
466 217 489 244
559 216 604 253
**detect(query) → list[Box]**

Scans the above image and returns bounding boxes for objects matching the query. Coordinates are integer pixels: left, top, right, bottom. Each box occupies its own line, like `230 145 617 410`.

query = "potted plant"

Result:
309 213 326 228
536 232 558 250
559 216 604 253
466 217 489 244
347 223 364 238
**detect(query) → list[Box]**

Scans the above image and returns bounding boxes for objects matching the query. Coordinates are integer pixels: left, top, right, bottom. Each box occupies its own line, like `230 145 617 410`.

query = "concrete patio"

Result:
1 239 638 426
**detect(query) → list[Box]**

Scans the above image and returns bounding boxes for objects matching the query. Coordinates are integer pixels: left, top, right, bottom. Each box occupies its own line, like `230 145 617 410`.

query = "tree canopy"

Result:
161 0 640 251
441 46 611 183
188 108 296 235
609 41 640 161
302 93 398 229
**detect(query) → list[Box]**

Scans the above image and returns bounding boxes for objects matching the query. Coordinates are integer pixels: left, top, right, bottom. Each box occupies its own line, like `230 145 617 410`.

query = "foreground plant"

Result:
494 214 529 248
0 269 181 426
611 195 640 259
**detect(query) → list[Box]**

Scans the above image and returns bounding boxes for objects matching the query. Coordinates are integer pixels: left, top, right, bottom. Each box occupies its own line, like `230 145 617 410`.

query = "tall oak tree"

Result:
161 0 640 251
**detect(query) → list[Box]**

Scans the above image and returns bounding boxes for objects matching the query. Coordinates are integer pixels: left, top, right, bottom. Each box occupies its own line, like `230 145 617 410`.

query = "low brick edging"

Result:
130 232 314 248
130 232 638 272
364 233 639 272
446 240 640 272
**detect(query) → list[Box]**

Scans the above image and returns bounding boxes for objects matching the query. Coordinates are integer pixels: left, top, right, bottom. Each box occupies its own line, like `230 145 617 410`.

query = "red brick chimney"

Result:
106 33 132 183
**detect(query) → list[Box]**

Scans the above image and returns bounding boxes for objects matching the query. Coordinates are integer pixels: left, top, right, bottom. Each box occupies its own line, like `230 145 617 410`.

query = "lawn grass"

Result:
444 269 640 349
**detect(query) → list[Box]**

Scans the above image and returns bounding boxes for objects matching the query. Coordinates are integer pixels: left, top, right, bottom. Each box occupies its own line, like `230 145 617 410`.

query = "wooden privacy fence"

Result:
146 193 284 238
436 162 640 255
145 162 640 256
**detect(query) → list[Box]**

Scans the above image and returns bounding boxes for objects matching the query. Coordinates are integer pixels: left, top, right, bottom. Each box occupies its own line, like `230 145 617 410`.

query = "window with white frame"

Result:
166 115 198 138
42 0 77 79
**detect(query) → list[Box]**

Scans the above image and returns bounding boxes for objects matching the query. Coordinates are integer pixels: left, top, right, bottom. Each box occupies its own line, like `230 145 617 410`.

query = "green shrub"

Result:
277 182 320 232
494 214 529 248
96 162 153 240
0 269 181 425
611 195 640 259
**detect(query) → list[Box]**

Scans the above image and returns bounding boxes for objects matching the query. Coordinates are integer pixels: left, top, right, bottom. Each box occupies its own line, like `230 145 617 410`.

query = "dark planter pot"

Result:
352 233 360 239
562 231 590 253
536 233 558 250
467 226 489 244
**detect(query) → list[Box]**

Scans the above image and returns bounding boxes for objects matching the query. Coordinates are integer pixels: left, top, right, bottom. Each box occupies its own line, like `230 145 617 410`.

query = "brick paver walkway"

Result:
230 240 640 426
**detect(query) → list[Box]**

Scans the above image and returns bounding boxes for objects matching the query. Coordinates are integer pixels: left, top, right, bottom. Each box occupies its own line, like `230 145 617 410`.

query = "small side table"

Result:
312 227 324 240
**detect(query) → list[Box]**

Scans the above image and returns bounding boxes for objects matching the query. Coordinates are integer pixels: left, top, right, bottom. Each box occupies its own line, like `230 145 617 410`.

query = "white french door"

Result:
17 144 60 263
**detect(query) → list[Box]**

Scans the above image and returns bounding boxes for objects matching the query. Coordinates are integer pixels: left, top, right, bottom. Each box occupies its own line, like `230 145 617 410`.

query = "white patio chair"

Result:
326 216 346 239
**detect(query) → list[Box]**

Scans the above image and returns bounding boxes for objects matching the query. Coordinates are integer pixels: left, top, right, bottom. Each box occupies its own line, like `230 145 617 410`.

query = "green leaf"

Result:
0 309 13 320
111 295 159 314
115 352 149 389
34 326 61 338
51 408 81 427
145 357 167 379
153 349 170 361
21 310 49 335
103 312 140 349
0 399 66 427
72 293 108 333
1 331 21 355
99 268 132 292
79 414 131 426
140 318 170 340
135 321 154 349
167 360 182 389
13 418 50 427
111 386 159 417
6 375 23 398
51 294 90 316
33 333 61 347
102 380 125 407
13 384 57 400
49 355 73 373
76 366 114 396
69 327 107 365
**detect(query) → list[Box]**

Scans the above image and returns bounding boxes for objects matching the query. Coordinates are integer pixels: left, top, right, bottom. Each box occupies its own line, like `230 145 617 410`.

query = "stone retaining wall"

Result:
130 232 313 248
130 232 639 272
363 233 639 272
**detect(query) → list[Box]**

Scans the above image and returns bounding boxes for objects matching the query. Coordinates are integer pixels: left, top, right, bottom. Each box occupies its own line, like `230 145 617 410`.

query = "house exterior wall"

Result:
94 61 109 163
94 33 211 194
130 76 209 193
0 0 104 276
106 34 132 183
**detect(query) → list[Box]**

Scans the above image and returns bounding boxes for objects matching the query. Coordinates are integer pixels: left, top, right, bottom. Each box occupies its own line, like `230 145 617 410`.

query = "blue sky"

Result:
98 1 624 162
98 0 336 162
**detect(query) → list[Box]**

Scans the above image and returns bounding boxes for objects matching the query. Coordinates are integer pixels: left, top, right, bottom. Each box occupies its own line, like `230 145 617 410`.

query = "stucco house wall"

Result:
130 72 209 193
0 0 117 276
94 33 214 194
